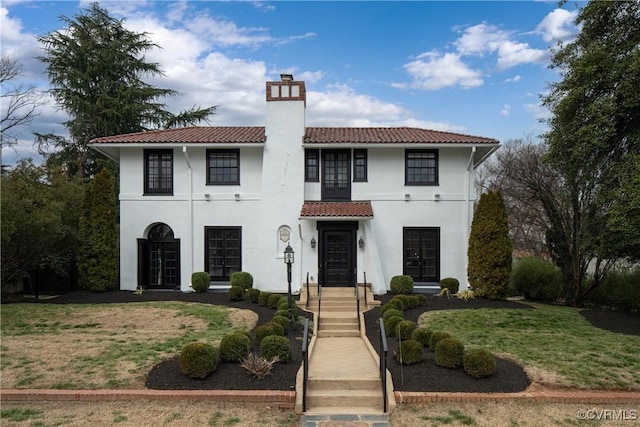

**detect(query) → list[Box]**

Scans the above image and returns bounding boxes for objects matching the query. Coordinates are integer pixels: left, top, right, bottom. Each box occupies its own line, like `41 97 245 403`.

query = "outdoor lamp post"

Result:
284 244 294 359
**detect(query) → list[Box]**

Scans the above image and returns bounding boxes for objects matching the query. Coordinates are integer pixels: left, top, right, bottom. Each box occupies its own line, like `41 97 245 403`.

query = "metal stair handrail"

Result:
379 317 389 413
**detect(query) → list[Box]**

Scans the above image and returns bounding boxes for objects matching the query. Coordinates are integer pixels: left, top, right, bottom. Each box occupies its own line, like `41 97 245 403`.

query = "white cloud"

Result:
524 101 552 121
504 75 522 83
536 8 579 43
496 39 547 69
500 104 511 116
399 51 483 91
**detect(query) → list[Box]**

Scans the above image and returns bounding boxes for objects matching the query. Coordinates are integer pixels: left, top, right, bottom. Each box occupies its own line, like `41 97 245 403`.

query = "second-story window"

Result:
353 149 367 182
305 149 319 182
144 149 173 195
405 149 438 185
207 149 240 185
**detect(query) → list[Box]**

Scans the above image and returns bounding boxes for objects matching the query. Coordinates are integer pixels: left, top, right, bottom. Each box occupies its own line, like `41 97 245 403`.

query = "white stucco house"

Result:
90 75 499 295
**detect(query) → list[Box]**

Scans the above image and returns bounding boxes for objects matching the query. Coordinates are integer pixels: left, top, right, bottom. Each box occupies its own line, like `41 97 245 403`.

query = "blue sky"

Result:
1 0 584 164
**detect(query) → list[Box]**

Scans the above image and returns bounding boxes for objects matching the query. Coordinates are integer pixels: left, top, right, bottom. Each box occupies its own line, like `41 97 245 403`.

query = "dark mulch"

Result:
36 290 640 392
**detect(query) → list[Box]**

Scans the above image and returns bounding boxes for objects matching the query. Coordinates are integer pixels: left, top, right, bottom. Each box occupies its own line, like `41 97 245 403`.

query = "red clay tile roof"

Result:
300 201 374 218
90 126 497 145
90 126 266 144
304 127 498 144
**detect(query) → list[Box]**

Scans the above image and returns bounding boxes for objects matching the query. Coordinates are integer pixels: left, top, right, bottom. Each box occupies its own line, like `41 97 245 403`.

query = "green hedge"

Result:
510 257 562 302
584 267 640 311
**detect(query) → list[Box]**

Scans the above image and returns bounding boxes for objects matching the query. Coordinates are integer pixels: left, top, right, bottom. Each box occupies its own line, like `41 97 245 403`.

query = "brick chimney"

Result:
266 74 306 105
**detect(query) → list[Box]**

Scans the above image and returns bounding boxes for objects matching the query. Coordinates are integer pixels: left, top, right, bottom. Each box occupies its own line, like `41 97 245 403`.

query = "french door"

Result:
322 150 351 200
205 227 241 281
319 222 357 286
403 227 440 283
138 223 180 289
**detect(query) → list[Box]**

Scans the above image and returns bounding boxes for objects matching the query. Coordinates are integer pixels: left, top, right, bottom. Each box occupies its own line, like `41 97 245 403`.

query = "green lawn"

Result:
420 304 640 389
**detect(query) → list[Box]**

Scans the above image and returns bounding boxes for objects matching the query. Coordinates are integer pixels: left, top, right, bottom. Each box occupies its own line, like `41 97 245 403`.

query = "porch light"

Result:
310 237 316 249
284 244 295 264
359 237 365 249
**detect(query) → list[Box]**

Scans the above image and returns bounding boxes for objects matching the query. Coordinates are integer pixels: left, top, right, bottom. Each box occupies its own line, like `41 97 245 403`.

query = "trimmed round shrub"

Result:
191 272 210 293
180 342 219 379
382 308 404 322
277 296 290 310
464 348 497 378
387 297 405 311
245 288 260 303
390 275 414 294
261 335 291 363
268 294 283 309
394 340 423 365
394 294 410 307
411 327 432 347
428 331 452 350
435 337 465 369
229 286 244 301
396 320 417 340
405 295 422 309
380 303 400 317
271 315 289 329
266 321 285 336
258 292 272 307
254 324 277 344
384 315 404 337
230 271 253 290
414 294 427 306
439 277 460 294
219 333 251 363
275 306 298 321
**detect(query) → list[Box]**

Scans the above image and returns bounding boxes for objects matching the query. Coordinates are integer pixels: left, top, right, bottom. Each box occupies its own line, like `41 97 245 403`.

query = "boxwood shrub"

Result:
180 342 219 379
384 315 404 338
435 337 465 368
191 272 210 293
464 348 497 378
254 324 277 344
394 340 423 365
230 271 253 290
261 335 291 363
411 327 432 347
258 292 272 307
428 330 452 350
268 294 283 309
396 320 417 340
390 275 414 295
245 288 260 303
229 286 243 301
439 277 460 294
382 308 404 322
219 333 251 363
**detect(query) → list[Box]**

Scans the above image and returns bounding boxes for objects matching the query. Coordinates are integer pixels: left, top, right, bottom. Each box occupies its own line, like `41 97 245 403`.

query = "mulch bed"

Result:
40 290 640 392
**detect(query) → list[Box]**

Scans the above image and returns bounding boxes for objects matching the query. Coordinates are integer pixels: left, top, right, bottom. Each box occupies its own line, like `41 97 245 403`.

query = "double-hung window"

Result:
144 149 173 195
305 149 319 182
353 149 367 182
207 149 240 185
405 149 438 185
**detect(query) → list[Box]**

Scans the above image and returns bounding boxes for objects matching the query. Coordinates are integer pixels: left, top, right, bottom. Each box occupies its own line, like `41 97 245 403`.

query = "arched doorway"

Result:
138 223 180 289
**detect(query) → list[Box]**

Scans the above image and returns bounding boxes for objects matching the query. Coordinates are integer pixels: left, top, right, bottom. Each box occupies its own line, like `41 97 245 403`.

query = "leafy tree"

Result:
37 2 216 177
542 1 640 304
1 160 83 291
78 168 118 291
468 190 512 299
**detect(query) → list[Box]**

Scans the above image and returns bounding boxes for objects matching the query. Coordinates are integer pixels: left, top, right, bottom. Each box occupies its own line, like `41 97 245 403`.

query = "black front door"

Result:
138 223 180 289
403 227 440 283
205 227 241 281
319 222 357 286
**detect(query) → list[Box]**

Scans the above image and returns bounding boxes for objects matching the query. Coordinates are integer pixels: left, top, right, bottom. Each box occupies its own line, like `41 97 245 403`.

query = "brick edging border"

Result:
0 389 295 410
394 390 640 404
2 389 639 408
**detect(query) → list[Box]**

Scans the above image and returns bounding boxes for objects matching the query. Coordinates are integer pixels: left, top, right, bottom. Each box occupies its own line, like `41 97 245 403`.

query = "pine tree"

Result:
467 190 512 299
78 168 118 291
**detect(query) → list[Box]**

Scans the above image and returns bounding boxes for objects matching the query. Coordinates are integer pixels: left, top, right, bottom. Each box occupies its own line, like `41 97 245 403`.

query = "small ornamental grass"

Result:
219 333 252 363
260 335 291 363
435 337 465 369
428 331 451 350
240 352 280 379
394 339 423 365
464 348 497 378
180 342 219 379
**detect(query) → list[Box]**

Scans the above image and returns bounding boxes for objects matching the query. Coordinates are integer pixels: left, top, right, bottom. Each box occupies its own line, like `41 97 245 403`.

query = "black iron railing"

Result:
379 317 389 413
363 271 368 308
301 318 310 412
355 278 361 331
318 282 322 319
305 272 310 309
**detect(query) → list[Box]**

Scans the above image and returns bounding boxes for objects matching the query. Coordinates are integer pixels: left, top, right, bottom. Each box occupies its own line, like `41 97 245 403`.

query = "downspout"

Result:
182 146 194 290
464 147 477 289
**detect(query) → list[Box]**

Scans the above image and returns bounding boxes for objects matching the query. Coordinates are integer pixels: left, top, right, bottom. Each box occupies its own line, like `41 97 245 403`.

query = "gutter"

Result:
182 147 194 287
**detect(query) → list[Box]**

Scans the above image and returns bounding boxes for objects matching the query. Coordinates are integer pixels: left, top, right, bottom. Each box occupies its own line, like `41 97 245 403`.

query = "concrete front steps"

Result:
297 286 391 415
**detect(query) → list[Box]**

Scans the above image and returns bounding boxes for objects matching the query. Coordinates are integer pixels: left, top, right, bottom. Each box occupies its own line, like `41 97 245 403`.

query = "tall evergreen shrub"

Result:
468 190 512 299
78 168 118 291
